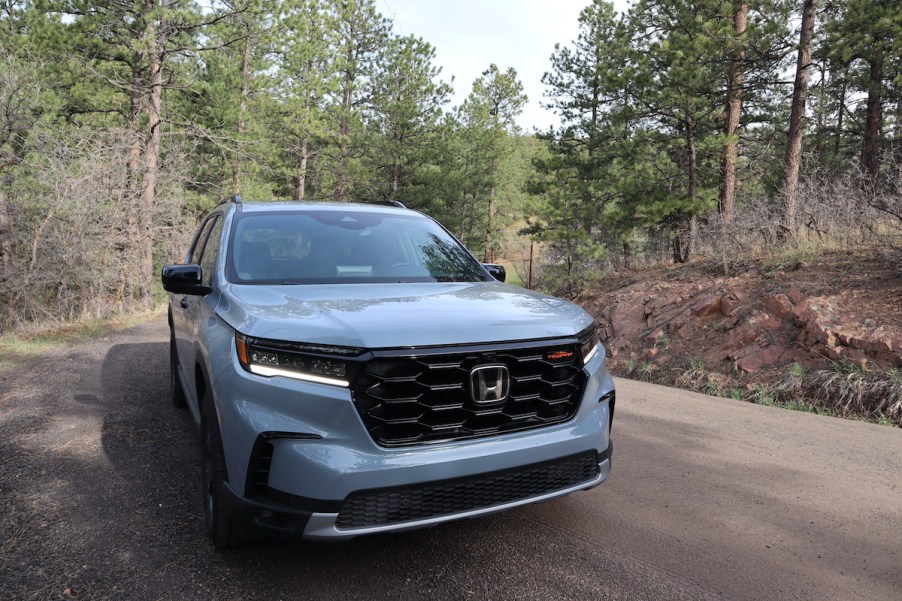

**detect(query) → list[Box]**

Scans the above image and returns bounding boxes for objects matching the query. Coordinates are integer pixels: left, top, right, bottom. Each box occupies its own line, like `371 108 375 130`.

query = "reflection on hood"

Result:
217 282 593 348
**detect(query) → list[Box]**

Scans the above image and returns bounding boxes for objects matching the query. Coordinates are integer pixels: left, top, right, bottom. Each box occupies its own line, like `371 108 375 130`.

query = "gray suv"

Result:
162 198 615 549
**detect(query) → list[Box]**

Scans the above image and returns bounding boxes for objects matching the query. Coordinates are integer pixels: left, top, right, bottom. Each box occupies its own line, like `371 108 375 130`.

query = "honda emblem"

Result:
470 365 511 405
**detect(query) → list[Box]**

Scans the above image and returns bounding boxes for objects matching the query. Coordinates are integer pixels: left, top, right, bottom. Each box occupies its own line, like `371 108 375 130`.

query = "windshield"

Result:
225 210 489 284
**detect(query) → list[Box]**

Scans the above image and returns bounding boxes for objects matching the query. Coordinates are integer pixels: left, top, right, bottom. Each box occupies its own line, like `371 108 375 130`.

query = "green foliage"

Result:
368 34 452 199
525 1 627 292
703 381 722 397
447 64 528 256
2 0 899 327
268 0 337 199
787 362 808 378
753 384 776 406
638 360 656 377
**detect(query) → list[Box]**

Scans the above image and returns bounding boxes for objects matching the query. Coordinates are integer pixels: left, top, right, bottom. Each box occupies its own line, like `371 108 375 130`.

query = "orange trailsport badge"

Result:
546 350 574 361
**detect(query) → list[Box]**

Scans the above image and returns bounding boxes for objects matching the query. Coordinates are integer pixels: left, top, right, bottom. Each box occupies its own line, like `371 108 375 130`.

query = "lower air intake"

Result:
335 451 600 529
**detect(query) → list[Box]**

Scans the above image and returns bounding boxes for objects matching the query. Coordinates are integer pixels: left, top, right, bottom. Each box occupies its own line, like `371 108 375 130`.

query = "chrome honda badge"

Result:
470 365 511 404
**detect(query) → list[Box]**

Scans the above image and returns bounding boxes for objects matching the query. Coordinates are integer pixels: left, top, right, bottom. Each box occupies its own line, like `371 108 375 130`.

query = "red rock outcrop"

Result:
580 252 902 375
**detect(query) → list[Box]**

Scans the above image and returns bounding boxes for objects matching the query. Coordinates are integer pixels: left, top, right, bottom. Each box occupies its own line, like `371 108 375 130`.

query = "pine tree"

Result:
369 34 451 199
272 0 336 200
527 0 628 287
625 0 730 262
827 0 902 182
327 0 390 200
460 64 526 261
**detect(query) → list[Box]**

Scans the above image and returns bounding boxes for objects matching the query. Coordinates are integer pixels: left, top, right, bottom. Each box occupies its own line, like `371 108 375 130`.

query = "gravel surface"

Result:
1 316 899 600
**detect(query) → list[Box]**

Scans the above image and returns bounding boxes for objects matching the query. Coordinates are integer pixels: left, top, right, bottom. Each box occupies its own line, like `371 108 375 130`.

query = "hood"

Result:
216 281 592 348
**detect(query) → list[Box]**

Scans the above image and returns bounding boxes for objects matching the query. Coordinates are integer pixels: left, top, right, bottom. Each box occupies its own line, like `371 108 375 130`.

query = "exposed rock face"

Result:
581 253 902 375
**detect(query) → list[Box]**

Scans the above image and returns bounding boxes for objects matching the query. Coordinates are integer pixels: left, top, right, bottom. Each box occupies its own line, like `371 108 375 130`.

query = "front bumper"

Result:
211 340 615 540
223 443 612 541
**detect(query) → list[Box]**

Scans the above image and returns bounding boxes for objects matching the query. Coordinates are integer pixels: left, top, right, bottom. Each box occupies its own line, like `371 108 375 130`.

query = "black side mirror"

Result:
483 263 506 283
161 264 211 296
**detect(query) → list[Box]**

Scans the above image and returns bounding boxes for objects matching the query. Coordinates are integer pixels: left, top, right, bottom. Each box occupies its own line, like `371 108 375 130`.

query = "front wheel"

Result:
202 396 239 550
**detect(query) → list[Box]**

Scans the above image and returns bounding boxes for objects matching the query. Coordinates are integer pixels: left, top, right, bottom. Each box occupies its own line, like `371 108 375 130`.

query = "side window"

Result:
188 217 216 264
198 217 224 287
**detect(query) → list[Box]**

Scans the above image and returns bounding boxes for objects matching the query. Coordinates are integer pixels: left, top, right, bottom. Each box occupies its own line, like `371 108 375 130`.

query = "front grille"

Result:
351 341 587 446
336 451 600 529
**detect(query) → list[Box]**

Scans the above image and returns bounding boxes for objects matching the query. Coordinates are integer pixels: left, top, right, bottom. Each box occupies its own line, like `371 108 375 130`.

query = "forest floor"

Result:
577 247 902 426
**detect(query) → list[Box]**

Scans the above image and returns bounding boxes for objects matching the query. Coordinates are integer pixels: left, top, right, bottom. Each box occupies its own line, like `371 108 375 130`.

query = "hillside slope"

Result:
577 249 902 425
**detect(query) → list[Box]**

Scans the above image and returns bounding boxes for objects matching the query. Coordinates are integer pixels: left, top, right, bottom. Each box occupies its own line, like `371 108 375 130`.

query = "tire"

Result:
202 396 240 550
169 333 187 409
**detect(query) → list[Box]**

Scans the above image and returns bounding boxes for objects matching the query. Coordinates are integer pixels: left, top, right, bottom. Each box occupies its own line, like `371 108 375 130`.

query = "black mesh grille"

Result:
336 451 600 529
351 342 587 446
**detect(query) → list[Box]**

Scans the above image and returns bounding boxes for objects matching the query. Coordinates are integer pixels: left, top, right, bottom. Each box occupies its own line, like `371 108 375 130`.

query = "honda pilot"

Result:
161 199 615 549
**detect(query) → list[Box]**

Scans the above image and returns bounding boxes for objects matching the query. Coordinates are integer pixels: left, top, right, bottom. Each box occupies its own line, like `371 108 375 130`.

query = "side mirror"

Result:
483 263 506 282
161 264 211 296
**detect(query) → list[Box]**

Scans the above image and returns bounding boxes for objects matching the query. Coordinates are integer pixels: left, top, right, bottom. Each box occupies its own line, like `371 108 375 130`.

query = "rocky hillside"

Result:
577 249 902 425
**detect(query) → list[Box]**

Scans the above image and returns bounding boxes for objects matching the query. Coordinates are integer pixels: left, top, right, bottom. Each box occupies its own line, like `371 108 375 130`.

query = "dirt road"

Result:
1 316 899 600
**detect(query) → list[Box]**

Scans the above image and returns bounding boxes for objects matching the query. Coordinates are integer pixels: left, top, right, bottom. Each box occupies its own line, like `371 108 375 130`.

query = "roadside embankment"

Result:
578 249 902 425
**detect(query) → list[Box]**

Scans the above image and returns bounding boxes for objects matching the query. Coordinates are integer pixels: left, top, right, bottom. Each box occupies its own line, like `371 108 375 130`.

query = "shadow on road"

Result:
6 320 826 601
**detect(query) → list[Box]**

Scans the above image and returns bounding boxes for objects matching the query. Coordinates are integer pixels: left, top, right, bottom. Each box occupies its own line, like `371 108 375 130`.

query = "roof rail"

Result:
215 193 242 211
384 199 406 209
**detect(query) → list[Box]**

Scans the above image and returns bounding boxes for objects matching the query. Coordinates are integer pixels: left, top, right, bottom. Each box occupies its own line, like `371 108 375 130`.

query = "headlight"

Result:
235 333 362 387
579 324 601 366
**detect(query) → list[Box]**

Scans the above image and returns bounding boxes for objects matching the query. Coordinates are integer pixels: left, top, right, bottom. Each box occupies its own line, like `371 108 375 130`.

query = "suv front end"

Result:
163 201 614 547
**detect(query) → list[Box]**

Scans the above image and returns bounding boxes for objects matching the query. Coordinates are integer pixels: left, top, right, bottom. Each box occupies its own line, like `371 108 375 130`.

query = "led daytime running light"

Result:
582 342 599 364
579 325 601 366
249 364 349 387
235 332 352 388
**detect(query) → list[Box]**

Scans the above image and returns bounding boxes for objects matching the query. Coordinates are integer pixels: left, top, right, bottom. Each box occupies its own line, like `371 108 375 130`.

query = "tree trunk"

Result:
390 161 400 197
583 75 599 236
232 22 252 194
862 39 884 182
833 75 847 161
294 93 313 201
294 136 309 201
781 0 817 241
334 33 356 202
126 58 144 196
334 117 349 201
814 63 827 159
124 58 145 302
674 123 698 264
461 192 476 243
718 1 748 225
484 187 495 262
0 187 11 280
894 95 902 165
138 9 163 309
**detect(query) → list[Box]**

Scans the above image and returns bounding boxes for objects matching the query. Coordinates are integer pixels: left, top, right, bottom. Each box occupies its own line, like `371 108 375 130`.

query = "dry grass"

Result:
0 307 164 372
808 368 902 424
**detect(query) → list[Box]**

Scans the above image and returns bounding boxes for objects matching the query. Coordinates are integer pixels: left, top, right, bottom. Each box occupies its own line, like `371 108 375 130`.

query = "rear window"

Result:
225 211 489 284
